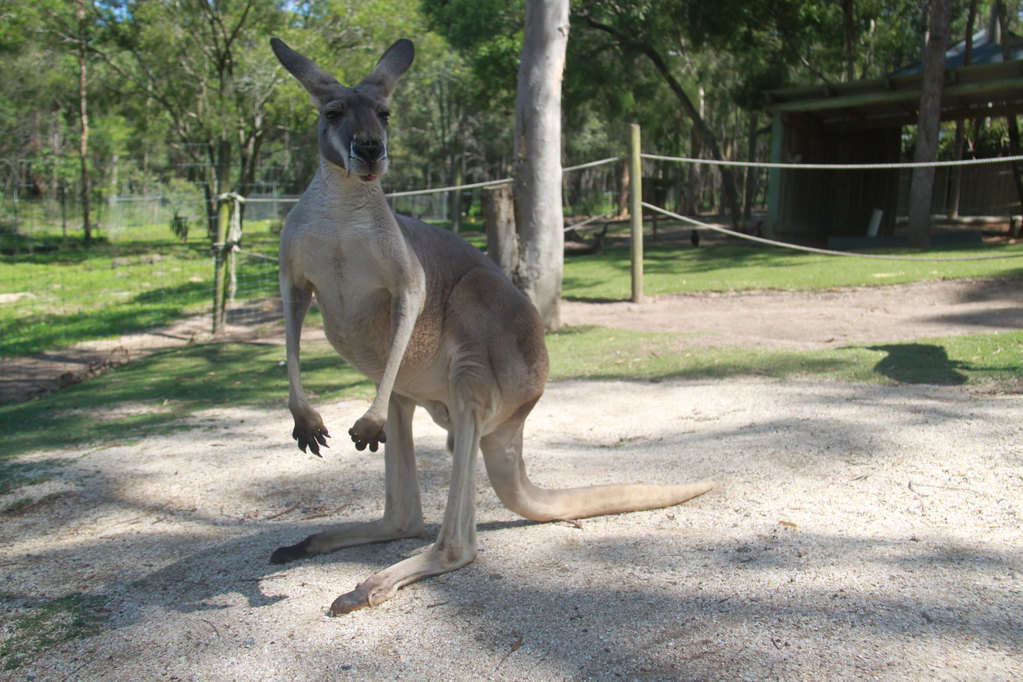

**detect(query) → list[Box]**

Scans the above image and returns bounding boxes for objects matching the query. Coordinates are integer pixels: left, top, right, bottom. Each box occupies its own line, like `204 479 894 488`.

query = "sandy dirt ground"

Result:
1 279 1022 680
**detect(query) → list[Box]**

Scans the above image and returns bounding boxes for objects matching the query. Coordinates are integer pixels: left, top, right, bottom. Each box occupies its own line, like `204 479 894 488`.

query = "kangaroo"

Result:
268 37 713 616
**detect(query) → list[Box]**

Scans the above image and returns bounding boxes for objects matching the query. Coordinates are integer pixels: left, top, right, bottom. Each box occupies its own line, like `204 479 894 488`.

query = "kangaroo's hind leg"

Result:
270 393 425 564
329 401 482 615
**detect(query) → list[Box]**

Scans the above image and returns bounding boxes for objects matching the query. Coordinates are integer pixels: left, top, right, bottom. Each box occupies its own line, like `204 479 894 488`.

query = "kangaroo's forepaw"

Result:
348 415 386 452
270 536 314 564
293 419 330 456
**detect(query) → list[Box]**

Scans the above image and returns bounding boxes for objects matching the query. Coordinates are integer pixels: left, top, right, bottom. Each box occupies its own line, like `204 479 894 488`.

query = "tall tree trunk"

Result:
616 161 630 218
907 0 953 247
76 0 92 244
513 0 569 330
948 0 978 219
995 0 1023 224
685 104 702 215
451 154 464 233
842 0 856 81
743 111 759 224
484 184 518 274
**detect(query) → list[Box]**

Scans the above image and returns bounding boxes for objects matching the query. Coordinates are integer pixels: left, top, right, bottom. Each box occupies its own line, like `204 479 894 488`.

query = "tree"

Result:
512 0 568 330
93 0 287 330
0 0 107 243
2 0 1000 260
578 4 741 230
98 1 284 235
907 0 954 247
75 0 93 243
994 0 1023 227
574 0 839 229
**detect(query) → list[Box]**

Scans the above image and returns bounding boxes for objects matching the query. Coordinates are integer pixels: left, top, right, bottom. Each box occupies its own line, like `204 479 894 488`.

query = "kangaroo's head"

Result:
271 38 415 182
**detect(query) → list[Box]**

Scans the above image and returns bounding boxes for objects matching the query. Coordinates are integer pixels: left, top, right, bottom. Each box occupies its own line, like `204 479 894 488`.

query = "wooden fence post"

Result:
629 122 644 303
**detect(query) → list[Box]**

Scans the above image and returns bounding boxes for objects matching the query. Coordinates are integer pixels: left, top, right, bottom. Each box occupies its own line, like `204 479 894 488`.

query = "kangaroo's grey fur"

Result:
268 37 713 615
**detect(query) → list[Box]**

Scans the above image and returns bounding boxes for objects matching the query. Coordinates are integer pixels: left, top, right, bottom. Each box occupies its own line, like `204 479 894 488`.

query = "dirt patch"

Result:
1 279 1022 678
0 303 282 405
1 378 1021 679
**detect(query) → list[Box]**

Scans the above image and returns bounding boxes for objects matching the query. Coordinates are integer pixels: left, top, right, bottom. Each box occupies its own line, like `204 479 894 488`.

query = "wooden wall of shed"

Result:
770 113 901 244
896 164 1022 217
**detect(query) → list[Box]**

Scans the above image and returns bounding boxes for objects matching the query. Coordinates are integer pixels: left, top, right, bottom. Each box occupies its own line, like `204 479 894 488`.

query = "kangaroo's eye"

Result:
324 108 342 120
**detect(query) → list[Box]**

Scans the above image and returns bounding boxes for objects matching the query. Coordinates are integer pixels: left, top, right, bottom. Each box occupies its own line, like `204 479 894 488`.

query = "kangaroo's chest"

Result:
300 237 394 374
291 227 438 388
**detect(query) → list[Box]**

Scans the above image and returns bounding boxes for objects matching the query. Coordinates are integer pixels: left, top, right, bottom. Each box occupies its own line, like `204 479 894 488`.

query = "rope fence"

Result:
226 145 1023 316
8 127 1021 353
383 156 624 199
642 202 1023 262
640 152 1023 170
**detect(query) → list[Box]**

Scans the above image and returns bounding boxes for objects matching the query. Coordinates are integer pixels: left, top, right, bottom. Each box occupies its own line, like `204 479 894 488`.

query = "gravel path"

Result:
1 280 1021 680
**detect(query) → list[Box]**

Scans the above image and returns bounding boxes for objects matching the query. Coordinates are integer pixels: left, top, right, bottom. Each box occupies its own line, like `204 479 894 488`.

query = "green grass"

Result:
546 325 1023 390
3 220 1022 357
562 241 1023 301
1 221 1021 461
5 225 1022 359
0 230 282 358
0 341 372 458
0 458 71 512
1 328 1019 460
0 459 66 496
0 241 212 356
0 593 107 671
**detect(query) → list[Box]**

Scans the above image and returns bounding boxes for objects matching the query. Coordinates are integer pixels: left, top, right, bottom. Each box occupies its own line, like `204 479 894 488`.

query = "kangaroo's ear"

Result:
271 37 348 108
355 39 415 102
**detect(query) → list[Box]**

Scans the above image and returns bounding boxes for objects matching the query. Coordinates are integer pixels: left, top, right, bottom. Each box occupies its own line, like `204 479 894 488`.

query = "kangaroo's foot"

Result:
329 541 476 615
270 517 426 564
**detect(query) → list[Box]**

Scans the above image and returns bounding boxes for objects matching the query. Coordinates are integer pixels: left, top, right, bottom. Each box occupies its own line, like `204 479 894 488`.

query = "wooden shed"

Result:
765 28 1023 245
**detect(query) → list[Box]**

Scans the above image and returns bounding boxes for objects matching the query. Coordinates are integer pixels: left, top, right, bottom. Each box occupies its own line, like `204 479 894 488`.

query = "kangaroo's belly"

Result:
315 284 447 398
313 280 389 375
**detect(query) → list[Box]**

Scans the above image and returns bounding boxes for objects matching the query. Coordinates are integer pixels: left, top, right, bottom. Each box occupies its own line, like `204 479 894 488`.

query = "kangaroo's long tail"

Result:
480 425 713 522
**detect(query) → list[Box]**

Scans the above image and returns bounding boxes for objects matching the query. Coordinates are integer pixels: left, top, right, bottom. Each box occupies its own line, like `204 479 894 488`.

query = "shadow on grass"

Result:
868 343 968 386
0 238 208 266
0 458 70 497
547 325 876 385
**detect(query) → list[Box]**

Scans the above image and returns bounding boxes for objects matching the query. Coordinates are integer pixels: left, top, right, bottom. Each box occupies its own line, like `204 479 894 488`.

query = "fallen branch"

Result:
909 481 982 495
265 505 298 520
304 504 350 519
239 573 288 582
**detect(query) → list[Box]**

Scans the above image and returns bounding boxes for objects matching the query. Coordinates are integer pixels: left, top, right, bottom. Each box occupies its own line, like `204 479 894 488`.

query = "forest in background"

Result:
1 0 1019 245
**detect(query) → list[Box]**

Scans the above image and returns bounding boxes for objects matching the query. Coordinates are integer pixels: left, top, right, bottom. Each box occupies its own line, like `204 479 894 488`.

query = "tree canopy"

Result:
0 0 1017 241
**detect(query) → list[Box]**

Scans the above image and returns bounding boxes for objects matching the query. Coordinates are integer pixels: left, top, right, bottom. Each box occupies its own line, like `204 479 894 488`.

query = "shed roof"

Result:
768 29 1023 128
894 27 1023 74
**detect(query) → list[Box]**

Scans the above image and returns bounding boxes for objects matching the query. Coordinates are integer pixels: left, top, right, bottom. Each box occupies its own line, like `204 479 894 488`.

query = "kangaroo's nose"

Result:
351 138 385 162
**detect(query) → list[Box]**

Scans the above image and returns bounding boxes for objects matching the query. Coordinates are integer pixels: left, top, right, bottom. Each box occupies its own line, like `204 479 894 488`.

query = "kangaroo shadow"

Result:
867 343 967 385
